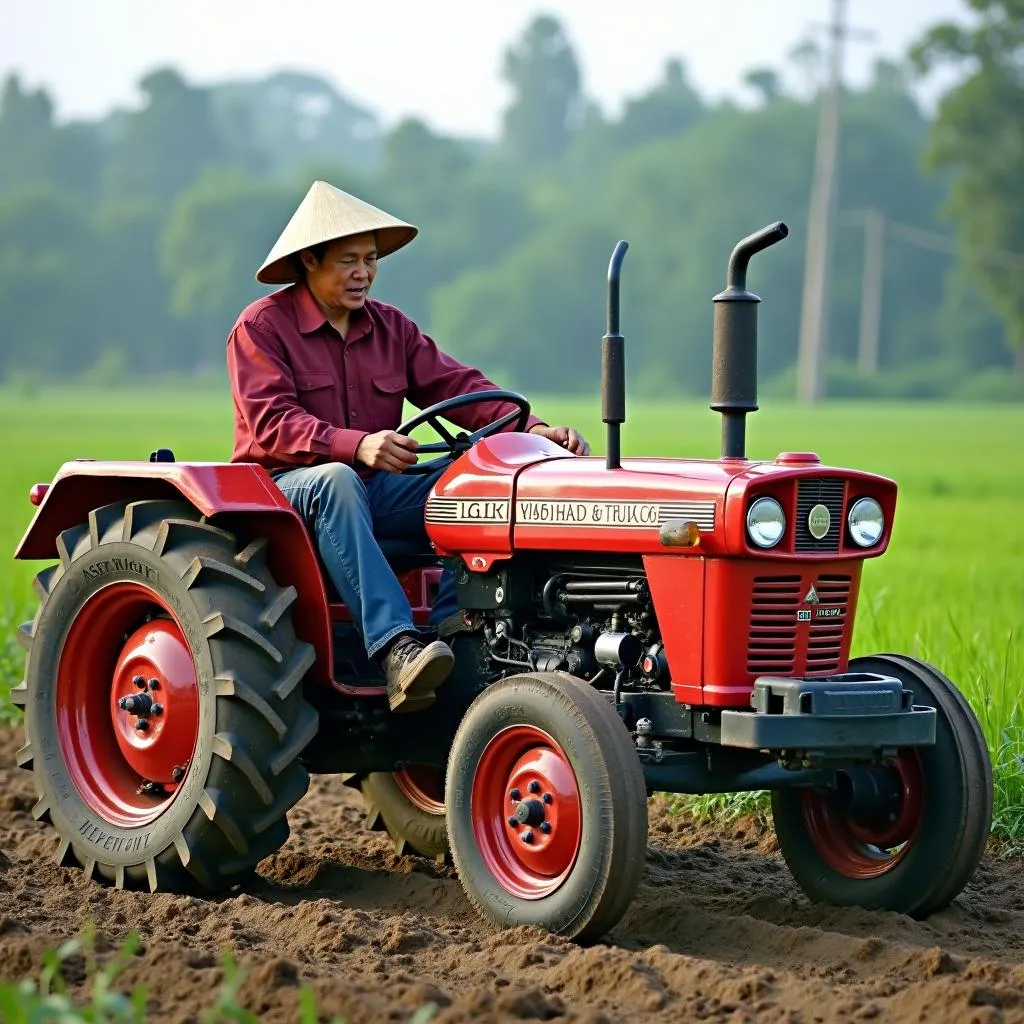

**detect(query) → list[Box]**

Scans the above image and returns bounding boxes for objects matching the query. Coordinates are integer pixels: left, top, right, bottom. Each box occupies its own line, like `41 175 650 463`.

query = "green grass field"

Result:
1 385 1021 841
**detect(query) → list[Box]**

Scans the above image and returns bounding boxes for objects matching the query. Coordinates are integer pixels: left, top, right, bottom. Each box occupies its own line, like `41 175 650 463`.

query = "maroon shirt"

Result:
227 282 544 472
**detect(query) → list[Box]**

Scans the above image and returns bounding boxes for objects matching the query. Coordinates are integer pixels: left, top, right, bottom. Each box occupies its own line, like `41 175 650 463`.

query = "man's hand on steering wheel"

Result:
355 430 420 472
528 424 590 456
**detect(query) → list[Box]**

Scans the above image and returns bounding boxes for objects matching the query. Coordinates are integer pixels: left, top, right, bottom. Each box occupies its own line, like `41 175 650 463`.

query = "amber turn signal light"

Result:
29 483 49 506
659 519 700 547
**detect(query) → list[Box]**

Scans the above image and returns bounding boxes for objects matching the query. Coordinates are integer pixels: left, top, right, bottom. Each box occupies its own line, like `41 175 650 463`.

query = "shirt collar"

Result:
294 281 328 334
293 281 374 341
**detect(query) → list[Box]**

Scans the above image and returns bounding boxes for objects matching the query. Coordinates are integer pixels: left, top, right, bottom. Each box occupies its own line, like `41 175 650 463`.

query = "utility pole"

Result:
857 207 885 374
796 0 872 402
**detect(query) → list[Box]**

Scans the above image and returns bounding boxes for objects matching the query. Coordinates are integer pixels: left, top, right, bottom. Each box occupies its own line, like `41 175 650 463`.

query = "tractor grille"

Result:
806 574 852 674
796 478 846 553
746 574 853 676
747 575 801 674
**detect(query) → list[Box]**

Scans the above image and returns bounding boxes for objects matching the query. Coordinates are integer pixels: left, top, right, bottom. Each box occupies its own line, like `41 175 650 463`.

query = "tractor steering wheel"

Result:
396 390 531 474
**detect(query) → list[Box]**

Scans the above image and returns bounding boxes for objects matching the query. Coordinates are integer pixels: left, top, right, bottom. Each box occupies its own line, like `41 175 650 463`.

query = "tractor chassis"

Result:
299 653 938 802
613 670 937 796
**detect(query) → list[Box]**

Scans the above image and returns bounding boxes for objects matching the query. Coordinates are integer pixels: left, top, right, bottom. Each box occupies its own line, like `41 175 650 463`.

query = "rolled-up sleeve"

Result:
403 319 546 433
228 317 367 466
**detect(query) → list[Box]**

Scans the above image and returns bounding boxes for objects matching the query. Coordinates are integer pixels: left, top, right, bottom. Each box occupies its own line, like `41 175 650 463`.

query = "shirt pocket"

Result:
294 372 334 392
293 372 336 420
372 372 409 426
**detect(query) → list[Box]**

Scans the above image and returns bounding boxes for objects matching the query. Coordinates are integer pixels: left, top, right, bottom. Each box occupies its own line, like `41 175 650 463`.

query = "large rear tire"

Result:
771 653 992 916
446 672 647 942
12 499 318 892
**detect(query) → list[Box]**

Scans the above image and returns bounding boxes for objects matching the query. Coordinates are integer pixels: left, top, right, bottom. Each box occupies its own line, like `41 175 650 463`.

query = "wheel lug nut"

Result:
542 793 553 804
528 781 541 794
172 766 185 782
135 719 149 732
132 675 145 688
540 822 552 834
148 678 160 690
151 703 164 716
509 788 521 801
521 830 534 844
507 816 518 827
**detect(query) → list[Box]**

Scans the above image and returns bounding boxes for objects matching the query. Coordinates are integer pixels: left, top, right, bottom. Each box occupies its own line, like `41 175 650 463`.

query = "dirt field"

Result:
0 725 1021 1024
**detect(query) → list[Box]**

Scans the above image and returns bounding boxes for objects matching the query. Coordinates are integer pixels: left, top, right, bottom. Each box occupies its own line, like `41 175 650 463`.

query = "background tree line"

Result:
0 0 1021 400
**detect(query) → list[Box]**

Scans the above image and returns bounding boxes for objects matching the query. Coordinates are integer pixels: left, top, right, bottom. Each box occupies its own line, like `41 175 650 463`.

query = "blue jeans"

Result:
274 463 458 658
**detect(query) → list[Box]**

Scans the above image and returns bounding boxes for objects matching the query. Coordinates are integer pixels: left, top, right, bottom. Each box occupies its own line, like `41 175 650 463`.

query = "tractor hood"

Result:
425 433 897 568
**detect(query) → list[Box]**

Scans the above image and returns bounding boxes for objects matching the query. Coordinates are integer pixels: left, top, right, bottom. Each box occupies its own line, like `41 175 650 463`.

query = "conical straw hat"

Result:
256 180 418 284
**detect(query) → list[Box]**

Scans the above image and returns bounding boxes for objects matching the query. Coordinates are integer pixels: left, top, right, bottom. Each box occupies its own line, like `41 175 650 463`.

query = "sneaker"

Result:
381 635 455 713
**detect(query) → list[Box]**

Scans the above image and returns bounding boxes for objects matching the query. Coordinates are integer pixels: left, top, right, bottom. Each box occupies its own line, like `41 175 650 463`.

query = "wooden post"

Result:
857 208 885 374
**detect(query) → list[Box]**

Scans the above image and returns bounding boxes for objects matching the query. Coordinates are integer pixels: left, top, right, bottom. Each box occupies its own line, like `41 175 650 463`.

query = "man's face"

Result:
302 233 378 313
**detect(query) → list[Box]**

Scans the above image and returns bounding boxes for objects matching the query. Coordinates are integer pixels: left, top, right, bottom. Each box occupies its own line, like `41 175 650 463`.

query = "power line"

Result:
840 208 1024 374
841 209 1024 268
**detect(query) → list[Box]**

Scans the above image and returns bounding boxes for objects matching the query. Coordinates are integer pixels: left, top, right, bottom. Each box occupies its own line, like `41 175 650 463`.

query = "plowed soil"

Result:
1 725 1021 1024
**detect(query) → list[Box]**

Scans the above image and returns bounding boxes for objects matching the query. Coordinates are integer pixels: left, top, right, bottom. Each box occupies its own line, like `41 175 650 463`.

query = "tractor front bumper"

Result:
718 672 936 759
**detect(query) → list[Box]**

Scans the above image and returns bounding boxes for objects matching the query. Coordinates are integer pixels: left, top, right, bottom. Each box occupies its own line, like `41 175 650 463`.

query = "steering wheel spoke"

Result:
415 440 452 455
467 408 522 444
396 390 531 474
426 415 459 447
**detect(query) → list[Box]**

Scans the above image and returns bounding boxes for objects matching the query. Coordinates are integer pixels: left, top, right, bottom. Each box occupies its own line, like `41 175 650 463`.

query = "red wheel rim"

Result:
394 766 445 815
472 725 582 900
801 753 924 879
56 582 200 827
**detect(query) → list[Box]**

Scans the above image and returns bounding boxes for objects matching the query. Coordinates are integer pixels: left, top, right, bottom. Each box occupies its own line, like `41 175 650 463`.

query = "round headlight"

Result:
746 496 786 549
848 497 884 547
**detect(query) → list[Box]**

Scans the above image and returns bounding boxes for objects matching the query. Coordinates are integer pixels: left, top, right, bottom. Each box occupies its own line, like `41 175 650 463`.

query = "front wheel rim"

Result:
471 725 582 900
56 582 200 828
801 752 924 879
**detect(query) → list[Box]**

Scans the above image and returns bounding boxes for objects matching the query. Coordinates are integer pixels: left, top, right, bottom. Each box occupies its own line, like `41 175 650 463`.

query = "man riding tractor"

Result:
227 180 590 714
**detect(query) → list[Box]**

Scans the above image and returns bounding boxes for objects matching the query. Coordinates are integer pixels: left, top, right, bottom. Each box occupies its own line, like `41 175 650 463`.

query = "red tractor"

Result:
12 223 991 941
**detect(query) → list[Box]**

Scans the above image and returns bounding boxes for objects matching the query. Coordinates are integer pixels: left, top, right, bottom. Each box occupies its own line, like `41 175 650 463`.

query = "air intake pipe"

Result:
711 222 788 459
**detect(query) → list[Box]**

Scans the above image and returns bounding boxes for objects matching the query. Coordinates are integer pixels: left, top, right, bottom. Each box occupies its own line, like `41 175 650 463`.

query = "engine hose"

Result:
613 668 627 704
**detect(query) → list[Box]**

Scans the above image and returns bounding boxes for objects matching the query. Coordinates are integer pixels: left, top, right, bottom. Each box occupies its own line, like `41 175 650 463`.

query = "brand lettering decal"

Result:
425 498 510 524
78 818 151 853
798 582 844 622
518 500 660 527
82 558 158 582
427 496 716 530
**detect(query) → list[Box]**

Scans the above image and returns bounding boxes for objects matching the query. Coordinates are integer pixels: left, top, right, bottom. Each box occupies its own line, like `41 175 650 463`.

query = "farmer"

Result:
227 180 589 713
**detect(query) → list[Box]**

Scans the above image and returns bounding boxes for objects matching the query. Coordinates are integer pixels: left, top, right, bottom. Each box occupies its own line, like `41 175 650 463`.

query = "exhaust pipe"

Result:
711 222 788 459
602 240 629 470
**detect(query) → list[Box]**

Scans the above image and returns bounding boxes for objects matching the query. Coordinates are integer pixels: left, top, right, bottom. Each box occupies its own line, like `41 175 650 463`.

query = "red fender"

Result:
15 461 334 690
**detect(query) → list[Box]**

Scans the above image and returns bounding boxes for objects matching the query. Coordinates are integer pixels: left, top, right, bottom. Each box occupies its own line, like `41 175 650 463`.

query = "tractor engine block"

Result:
472 562 668 693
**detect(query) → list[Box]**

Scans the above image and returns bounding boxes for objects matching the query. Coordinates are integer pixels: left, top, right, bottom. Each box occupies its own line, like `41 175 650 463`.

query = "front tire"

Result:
446 672 648 942
12 499 319 892
771 654 992 916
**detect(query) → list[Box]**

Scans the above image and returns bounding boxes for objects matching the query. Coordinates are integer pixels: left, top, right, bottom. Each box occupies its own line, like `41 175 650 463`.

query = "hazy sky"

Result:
1 0 969 136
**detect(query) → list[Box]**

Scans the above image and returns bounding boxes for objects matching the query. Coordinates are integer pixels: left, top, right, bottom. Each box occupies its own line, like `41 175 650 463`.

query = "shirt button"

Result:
351 411 359 419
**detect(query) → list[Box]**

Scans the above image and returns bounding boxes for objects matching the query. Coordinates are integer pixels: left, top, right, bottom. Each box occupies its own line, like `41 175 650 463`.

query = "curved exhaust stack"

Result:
602 240 629 470
711 222 789 460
